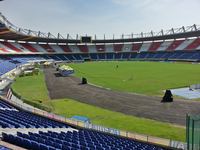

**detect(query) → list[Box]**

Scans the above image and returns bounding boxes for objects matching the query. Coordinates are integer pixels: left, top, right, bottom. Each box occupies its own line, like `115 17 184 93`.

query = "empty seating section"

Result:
0 100 16 110
154 52 167 59
122 44 132 52
87 45 96 53
0 42 19 53
20 43 38 52
114 44 123 52
157 41 173 51
10 42 31 53
65 54 75 61
189 52 200 59
77 45 89 53
166 40 184 51
47 55 62 61
139 43 152 52
98 53 106 60
69 45 80 53
0 38 200 54
185 38 200 50
48 45 64 53
40 44 55 52
160 52 172 59
136 53 147 59
114 53 122 59
90 53 98 60
54 55 68 61
81 53 90 59
175 39 195 51
0 47 9 53
0 109 68 128
0 41 22 52
31 44 46 52
178 52 193 59
122 53 130 59
96 45 105 52
0 99 165 149
132 43 142 52
0 99 67 129
2 130 164 150
0 61 21 75
0 56 46 76
105 44 114 52
73 54 83 61
106 53 114 60
168 51 183 59
148 42 162 52
58 45 71 53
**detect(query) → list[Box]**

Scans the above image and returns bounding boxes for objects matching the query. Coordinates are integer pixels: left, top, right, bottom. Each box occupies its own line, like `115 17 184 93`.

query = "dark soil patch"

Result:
44 68 200 126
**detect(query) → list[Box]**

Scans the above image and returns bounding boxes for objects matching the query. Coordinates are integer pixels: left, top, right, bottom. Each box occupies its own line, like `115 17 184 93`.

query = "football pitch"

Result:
68 61 200 96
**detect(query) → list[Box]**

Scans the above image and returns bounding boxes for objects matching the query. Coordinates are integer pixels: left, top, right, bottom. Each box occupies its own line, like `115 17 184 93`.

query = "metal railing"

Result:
0 12 200 41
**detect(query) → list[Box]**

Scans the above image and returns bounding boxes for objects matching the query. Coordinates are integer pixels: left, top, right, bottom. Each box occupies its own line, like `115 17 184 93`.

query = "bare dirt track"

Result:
44 67 200 126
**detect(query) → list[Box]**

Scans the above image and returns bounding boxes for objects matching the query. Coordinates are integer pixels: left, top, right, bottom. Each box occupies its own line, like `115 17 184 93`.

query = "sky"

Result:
0 0 200 39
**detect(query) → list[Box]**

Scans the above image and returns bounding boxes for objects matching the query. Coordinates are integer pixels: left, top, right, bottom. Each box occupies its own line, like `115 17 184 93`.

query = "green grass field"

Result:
12 72 49 103
11 61 200 141
68 61 200 95
52 99 185 141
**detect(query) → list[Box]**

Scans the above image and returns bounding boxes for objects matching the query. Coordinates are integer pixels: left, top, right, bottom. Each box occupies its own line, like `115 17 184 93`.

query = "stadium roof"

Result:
1 13 200 44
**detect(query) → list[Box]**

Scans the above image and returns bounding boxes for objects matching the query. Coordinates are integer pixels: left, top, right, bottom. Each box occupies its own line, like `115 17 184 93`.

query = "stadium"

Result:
0 1 200 150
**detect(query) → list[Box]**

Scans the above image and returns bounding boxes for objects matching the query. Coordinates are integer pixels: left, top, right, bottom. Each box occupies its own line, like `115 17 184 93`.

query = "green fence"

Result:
186 114 200 150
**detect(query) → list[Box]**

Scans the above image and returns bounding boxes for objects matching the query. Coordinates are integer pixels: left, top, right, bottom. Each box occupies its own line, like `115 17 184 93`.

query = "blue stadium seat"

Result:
2 131 166 150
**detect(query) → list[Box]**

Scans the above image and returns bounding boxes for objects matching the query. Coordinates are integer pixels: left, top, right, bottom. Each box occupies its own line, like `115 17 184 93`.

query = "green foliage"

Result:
11 87 22 99
11 70 52 109
11 80 52 112
22 98 52 112
34 63 41 69
19 72 33 77
33 68 40 75
12 71 49 103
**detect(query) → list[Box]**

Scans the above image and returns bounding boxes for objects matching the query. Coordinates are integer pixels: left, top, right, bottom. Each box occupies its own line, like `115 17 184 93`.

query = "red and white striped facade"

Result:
0 38 200 54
